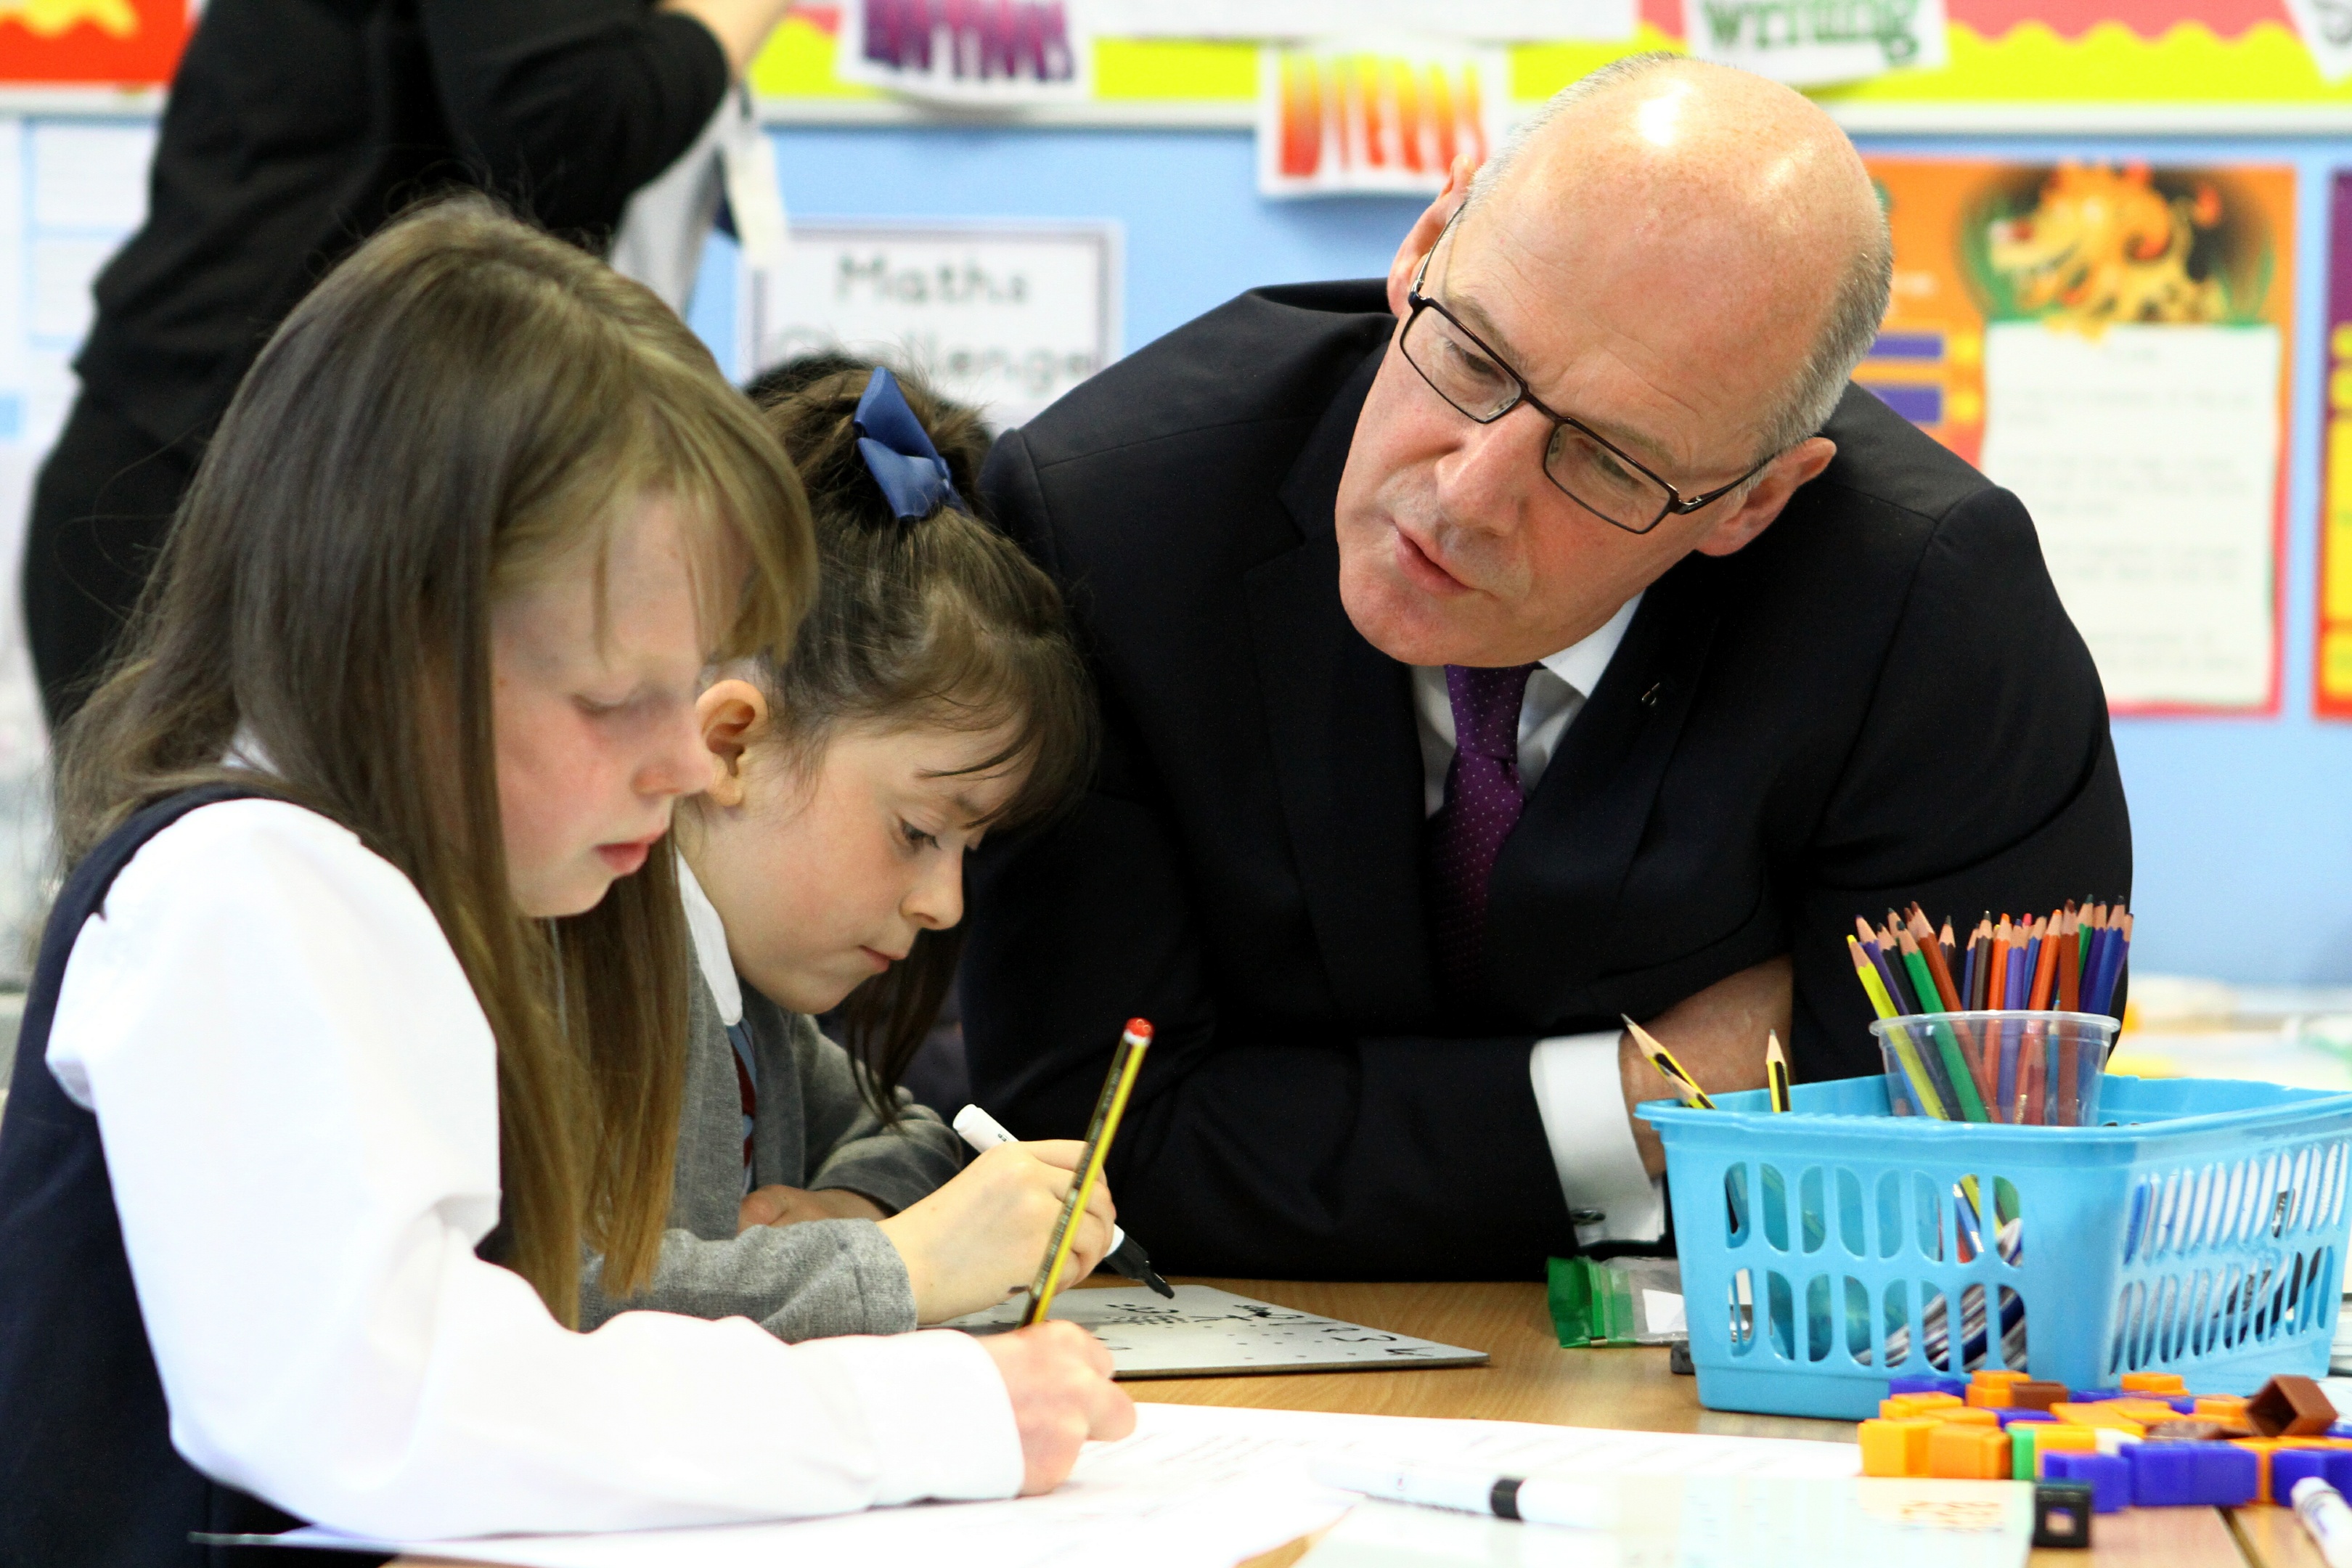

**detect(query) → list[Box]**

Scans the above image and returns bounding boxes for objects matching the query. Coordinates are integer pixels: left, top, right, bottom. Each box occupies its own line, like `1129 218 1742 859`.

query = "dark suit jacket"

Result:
963 279 2131 1281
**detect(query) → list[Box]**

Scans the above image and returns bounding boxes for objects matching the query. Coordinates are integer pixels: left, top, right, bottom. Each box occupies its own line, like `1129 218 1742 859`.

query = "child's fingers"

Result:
1017 1139 1090 1172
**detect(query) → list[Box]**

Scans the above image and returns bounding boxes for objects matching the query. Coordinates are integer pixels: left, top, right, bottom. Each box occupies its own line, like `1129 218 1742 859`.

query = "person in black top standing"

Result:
21 0 799 728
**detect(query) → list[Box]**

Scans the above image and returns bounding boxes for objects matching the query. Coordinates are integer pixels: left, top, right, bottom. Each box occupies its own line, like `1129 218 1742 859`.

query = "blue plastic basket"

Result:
1643 1074 2352 1419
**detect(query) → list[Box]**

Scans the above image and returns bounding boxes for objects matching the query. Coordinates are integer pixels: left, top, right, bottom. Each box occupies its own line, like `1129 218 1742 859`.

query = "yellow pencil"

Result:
1850 936 1948 1119
1765 1030 1791 1113
1622 1015 1715 1110
1021 1018 1152 1326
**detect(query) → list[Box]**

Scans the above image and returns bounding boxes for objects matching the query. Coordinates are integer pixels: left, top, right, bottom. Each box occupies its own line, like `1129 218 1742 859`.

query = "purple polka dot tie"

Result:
1426 662 1539 997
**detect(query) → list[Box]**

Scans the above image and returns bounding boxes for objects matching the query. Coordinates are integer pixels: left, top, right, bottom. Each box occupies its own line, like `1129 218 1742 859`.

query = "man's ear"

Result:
1387 153 1482 318
1689 437 1837 560
695 678 771 809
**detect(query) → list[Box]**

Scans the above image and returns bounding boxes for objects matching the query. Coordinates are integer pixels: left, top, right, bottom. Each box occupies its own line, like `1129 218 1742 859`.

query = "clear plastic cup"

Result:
1868 1010 2121 1126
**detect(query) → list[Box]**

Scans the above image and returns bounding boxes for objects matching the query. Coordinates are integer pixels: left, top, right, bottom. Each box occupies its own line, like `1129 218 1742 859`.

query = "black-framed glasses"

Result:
1400 217 1773 536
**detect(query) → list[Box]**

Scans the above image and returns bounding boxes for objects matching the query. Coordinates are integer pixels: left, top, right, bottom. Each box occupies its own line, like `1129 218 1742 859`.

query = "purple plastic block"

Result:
2044 1452 2133 1514
2128 1443 2259 1508
2070 1389 2129 1403
1891 1376 1969 1398
2275 1450 2335 1498
2332 1423 2352 1441
2167 1397 2200 1414
1999 1410 2059 1428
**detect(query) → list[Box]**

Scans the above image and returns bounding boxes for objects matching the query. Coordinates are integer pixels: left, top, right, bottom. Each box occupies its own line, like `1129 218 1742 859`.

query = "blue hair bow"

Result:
852 367 960 522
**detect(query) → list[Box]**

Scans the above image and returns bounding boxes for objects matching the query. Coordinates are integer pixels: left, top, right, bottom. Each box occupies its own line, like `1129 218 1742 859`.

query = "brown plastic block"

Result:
2012 1379 2072 1411
2247 1375 2338 1437
2142 1419 2225 1442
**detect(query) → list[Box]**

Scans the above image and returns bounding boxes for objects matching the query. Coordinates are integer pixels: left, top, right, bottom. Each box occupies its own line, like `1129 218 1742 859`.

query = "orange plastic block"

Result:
2122 1371 2188 1395
1881 1392 1964 1419
2107 1400 2181 1423
1927 1423 2012 1479
1967 1382 2017 1409
2198 1396 2250 1421
2232 1440 2284 1505
1972 1369 2028 1389
1941 1407 2000 1427
2051 1404 2147 1437
2033 1425 2101 1477
1860 1418 1939 1477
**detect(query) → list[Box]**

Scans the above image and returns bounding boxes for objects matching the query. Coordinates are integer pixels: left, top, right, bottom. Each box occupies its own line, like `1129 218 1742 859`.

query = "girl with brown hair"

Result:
0 202 1127 1565
581 358 1113 1338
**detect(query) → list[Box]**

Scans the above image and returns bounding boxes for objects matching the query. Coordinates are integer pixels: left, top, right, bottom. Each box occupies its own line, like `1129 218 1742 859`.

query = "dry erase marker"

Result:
1313 1459 1612 1530
1623 1016 1713 1109
2295 1478 2352 1568
953 1103 1172 1298
1021 1020 1152 1326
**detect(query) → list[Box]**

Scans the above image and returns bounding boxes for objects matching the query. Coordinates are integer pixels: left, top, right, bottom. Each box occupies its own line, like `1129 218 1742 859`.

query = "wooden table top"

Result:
1147 1278 2270 1568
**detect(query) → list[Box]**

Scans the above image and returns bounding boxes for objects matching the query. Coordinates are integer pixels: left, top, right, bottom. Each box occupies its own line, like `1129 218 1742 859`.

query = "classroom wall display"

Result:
2320 171 2352 717
1863 158 2294 714
742 219 1119 428
1087 1 1637 38
1257 41 1508 197
1684 0 1951 86
739 0 2352 121
0 0 185 86
833 0 1092 104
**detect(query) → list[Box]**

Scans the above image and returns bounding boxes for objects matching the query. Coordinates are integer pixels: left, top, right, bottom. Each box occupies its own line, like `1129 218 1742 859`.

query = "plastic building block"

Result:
2232 1440 2282 1505
1860 1418 1937 1478
2094 1429 2138 1457
2329 1421 2352 1440
2274 1447 2352 1498
1927 1423 2011 1479
2051 1403 2147 1437
2011 1380 2071 1411
1943 1407 1999 1427
2070 1389 2129 1402
2107 1400 2184 1424
1889 1375 1969 1398
2128 1442 2258 1507
1998 1409 2057 1429
1967 1382 2017 1409
1880 1392 1964 1420
2199 1396 2251 1421
2014 1426 2039 1481
2121 1371 2188 1395
2043 1451 2132 1513
2034 1426 2101 1477
2248 1376 2339 1438
2145 1420 2227 1442
2033 1482 2095 1549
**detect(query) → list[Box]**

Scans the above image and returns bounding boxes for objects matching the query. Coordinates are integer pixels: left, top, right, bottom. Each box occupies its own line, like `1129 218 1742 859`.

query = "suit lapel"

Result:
1244 342 1437 1026
1482 555 1727 1023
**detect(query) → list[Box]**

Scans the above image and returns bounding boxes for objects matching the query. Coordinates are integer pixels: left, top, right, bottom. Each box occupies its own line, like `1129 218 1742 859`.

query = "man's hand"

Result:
1618 955 1792 1177
738 1184 888 1232
978 1321 1135 1494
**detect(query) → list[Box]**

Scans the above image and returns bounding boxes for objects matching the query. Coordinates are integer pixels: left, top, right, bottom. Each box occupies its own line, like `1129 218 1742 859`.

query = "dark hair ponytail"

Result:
740 357 1095 1118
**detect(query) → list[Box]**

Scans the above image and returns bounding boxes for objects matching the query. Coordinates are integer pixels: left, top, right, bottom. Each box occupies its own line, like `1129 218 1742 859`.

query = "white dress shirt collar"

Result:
675 854 743 1028
1537 592 1643 701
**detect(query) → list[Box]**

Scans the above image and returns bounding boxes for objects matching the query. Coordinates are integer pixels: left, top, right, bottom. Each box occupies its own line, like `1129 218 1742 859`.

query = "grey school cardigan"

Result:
577 968 965 1339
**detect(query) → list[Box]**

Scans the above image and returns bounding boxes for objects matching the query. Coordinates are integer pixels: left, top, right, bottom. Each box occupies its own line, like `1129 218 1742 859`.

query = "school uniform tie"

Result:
726 1020 758 1195
1426 662 1538 997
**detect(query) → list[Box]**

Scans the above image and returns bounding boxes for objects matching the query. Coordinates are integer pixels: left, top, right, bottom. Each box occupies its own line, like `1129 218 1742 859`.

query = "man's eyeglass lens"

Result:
1402 303 1671 534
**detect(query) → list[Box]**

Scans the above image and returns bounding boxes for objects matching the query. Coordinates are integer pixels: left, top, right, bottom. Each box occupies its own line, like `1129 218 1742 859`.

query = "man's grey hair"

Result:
1463 52 1892 467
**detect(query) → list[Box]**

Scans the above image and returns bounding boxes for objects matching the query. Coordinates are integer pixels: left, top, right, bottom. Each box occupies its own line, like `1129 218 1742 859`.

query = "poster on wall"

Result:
1683 0 1949 86
1088 1 1635 38
1859 158 2293 716
743 219 1119 430
1257 40 1508 199
833 0 1094 105
0 0 188 85
2319 173 2352 718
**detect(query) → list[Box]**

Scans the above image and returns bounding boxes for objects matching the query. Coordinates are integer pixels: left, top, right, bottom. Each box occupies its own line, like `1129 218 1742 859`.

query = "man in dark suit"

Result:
961 56 2128 1279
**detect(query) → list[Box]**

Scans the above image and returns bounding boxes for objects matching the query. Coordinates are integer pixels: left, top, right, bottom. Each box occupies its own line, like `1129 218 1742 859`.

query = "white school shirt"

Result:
1408 592 1666 1249
44 797 1021 1540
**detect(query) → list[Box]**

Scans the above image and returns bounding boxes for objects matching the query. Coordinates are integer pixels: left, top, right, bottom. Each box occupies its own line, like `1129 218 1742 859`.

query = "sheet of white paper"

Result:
1682 0 1949 86
1641 1288 1688 1336
834 0 1095 106
745 219 1118 429
1979 322 2282 710
947 1285 1487 1376
263 1402 1863 1567
1302 1479 2030 1568
1090 1 1636 40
